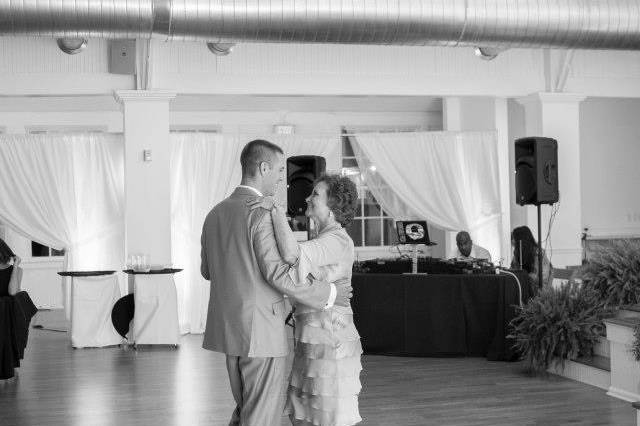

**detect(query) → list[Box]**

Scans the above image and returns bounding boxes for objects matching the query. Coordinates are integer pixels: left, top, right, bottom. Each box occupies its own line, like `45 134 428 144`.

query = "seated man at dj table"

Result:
450 231 492 262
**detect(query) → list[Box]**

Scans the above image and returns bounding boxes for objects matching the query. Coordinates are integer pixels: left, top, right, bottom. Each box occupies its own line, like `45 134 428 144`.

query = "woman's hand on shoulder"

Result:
247 196 278 211
13 255 21 267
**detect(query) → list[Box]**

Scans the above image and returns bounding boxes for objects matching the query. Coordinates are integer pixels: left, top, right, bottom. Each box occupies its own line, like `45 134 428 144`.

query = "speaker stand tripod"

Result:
537 204 543 290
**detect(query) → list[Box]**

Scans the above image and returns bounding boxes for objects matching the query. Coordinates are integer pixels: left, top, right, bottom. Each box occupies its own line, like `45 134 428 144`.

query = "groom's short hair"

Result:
240 139 284 178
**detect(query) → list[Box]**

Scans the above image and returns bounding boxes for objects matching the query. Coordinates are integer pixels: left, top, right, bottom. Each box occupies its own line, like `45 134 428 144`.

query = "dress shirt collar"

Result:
237 185 263 197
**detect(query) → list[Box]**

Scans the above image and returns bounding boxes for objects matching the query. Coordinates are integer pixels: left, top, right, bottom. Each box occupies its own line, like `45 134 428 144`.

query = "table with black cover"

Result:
350 272 531 361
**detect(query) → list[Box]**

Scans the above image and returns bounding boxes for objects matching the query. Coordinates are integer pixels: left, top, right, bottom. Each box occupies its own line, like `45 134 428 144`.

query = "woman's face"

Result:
305 181 332 222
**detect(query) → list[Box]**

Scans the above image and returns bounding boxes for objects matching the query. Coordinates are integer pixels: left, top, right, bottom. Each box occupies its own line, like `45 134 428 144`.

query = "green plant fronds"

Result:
581 240 640 308
509 282 610 372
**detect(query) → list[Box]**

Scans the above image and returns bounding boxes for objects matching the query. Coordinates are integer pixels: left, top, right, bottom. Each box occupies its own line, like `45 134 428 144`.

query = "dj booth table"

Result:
350 271 532 361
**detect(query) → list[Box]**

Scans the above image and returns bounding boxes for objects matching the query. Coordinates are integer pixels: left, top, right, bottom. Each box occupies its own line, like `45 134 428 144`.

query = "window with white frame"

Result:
342 127 430 248
31 241 65 258
341 132 398 248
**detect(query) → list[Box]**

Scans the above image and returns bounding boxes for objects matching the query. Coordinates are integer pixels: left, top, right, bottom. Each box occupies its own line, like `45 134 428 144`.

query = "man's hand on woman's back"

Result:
334 279 353 307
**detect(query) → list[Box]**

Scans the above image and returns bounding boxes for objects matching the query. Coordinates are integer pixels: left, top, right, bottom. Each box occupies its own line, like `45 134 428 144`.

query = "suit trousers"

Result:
226 354 286 426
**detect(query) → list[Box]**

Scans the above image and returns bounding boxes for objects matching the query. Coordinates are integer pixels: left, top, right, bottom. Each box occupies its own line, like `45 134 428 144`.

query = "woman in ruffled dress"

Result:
248 173 362 426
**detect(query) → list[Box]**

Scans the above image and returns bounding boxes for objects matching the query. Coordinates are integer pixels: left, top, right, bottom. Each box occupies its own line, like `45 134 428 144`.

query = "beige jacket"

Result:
200 187 331 357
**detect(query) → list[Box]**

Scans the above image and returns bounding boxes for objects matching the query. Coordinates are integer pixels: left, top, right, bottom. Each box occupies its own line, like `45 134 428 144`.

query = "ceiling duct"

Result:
0 0 639 50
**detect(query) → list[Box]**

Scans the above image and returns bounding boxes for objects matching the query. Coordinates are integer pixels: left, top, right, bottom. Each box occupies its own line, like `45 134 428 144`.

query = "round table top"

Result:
57 271 116 277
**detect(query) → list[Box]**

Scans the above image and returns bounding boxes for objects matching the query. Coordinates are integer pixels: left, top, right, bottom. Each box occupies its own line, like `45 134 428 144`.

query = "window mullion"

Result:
380 211 384 246
361 197 365 246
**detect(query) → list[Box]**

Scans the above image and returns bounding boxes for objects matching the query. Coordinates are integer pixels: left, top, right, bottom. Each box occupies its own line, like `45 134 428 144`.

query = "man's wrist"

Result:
324 283 337 310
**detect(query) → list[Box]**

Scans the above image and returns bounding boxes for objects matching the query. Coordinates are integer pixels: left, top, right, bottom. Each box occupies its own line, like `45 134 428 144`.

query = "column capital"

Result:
113 90 177 104
516 92 586 107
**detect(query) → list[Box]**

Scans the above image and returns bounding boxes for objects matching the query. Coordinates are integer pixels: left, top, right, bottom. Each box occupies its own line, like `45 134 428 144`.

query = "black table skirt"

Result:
351 272 532 361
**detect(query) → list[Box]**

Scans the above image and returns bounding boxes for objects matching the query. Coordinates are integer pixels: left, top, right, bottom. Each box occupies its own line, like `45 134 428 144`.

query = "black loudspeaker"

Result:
287 156 326 217
515 137 559 206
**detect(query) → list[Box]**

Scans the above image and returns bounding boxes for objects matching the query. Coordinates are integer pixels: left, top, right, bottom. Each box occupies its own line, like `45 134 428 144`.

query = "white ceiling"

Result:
0 94 443 113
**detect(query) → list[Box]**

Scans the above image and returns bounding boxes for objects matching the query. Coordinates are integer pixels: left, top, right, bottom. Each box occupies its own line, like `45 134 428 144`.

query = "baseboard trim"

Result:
548 358 610 391
607 386 640 403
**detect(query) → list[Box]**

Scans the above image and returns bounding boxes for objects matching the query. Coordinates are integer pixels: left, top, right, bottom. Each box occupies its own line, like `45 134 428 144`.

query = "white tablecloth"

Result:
70 274 123 348
131 274 179 346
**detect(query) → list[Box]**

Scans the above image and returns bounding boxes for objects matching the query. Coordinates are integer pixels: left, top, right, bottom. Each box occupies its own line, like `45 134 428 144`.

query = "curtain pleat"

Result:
351 131 503 261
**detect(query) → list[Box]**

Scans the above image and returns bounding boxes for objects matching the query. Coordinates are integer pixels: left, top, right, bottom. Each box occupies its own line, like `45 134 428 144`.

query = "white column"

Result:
114 90 176 266
493 97 512 266
516 92 586 267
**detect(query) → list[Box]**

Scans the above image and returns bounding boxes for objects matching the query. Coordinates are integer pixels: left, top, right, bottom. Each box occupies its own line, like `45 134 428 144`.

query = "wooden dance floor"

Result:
0 328 634 426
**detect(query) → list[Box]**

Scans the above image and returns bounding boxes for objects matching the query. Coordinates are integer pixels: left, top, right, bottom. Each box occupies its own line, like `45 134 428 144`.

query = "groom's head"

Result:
240 139 285 196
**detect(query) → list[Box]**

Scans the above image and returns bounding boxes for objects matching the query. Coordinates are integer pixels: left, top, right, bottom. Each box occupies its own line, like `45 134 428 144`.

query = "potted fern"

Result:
509 283 610 372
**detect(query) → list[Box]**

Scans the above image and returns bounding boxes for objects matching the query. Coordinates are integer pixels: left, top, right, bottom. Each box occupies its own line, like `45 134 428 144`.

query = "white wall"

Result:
3 38 640 98
580 98 640 238
0 112 122 134
506 97 640 264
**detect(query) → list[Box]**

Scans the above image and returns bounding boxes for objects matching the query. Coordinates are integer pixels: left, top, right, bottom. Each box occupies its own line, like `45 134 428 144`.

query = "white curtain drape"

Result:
0 133 125 269
0 131 341 334
170 133 244 334
351 131 503 260
170 133 340 333
0 133 125 318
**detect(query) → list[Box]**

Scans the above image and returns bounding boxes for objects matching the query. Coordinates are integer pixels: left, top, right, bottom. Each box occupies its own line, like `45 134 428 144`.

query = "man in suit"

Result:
200 139 352 426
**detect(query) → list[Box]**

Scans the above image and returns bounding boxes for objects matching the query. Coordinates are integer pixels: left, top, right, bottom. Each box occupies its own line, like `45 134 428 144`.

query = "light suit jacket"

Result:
200 187 331 358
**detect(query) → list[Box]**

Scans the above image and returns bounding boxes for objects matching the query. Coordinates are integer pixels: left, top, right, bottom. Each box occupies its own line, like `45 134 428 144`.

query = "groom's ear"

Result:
259 161 270 175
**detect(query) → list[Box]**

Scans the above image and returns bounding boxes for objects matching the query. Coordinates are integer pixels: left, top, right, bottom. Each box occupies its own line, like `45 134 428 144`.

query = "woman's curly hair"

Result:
314 174 358 227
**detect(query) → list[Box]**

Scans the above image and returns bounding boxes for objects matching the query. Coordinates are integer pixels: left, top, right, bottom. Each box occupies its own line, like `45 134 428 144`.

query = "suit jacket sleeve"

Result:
299 233 345 268
253 211 331 310
200 223 210 280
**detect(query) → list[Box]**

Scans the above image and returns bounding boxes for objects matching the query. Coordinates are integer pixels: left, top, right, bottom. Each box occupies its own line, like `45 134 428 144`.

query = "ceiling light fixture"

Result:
474 46 501 61
56 38 88 55
206 42 236 56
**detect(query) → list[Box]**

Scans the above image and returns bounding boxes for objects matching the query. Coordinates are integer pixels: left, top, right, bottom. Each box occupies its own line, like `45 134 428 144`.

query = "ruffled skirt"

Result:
284 309 362 426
